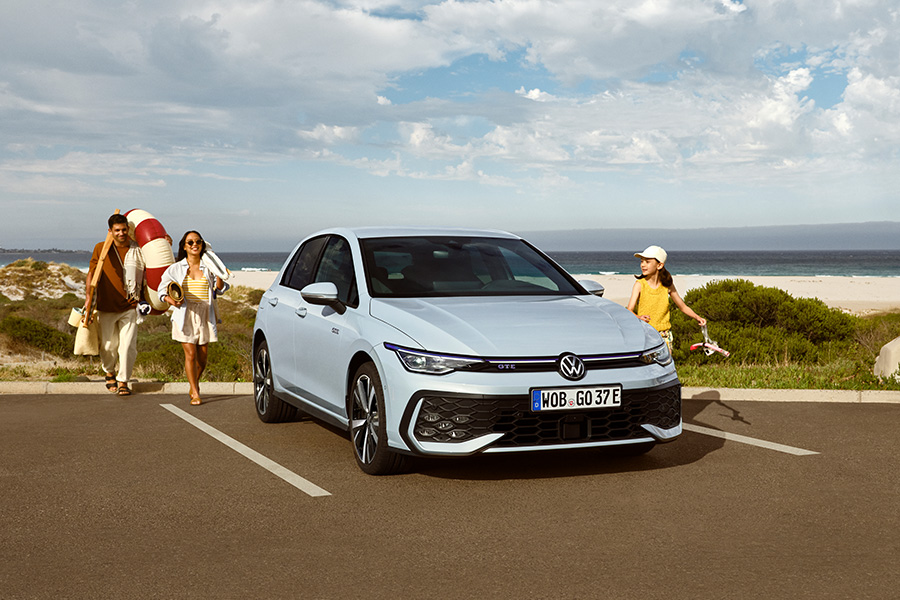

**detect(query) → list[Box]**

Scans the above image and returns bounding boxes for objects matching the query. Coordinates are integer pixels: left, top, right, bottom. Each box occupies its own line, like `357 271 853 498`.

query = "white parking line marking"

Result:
160 404 332 497
684 423 819 456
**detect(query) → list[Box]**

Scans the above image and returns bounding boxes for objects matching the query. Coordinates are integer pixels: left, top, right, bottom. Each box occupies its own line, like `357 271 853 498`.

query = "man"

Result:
84 213 146 396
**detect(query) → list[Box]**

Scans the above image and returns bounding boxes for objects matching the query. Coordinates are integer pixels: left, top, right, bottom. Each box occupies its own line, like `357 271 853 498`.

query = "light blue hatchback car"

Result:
252 227 681 474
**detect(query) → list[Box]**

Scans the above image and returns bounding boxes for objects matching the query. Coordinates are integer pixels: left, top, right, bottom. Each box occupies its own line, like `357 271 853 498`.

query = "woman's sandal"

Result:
190 396 202 406
105 374 117 392
117 384 132 396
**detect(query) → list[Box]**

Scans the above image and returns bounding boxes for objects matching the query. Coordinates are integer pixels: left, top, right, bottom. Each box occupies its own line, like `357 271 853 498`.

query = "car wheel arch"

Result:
252 337 297 423
345 351 379 421
252 329 268 357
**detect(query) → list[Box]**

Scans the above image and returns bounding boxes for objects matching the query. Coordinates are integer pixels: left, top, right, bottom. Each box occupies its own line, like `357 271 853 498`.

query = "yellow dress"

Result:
636 278 671 333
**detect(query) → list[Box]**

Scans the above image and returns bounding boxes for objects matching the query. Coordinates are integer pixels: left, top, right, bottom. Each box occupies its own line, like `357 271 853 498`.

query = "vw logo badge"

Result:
558 353 586 381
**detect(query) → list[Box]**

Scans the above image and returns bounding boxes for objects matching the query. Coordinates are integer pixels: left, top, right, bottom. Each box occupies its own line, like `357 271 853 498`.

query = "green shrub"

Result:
134 331 185 378
854 311 900 356
245 288 265 307
671 279 857 365
0 315 73 357
206 339 252 381
50 368 78 382
133 328 252 382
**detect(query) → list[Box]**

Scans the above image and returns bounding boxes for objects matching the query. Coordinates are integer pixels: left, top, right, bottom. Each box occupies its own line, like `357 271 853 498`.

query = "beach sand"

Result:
228 271 900 316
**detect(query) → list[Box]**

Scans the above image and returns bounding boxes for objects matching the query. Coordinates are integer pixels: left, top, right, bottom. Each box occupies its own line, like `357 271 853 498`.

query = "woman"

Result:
158 231 228 405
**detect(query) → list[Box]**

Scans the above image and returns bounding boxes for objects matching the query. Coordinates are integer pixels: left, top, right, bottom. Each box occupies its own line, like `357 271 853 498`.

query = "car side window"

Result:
283 236 328 291
314 236 358 307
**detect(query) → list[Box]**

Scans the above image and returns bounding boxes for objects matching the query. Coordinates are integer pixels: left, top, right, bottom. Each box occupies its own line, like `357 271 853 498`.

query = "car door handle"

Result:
295 306 307 318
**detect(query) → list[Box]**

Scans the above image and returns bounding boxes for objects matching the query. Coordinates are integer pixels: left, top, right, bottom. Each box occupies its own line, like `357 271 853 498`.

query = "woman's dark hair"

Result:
176 230 206 262
635 263 673 288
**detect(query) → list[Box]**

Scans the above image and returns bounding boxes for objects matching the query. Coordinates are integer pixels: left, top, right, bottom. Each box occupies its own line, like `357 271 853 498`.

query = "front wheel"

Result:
348 363 407 475
253 339 297 423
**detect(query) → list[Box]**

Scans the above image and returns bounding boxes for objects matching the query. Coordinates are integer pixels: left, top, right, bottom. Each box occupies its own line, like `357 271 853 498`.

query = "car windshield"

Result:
360 236 583 298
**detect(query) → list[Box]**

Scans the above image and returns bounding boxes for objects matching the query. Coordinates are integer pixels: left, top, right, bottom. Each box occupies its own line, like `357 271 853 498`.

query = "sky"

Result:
1 0 898 251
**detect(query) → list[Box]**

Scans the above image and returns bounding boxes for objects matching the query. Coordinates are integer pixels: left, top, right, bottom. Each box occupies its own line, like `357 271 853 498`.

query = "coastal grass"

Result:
0 283 258 383
0 267 898 390
669 279 900 390
677 360 900 391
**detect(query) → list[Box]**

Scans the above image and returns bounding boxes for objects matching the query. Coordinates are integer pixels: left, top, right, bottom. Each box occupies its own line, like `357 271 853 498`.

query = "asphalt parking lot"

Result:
1 392 897 599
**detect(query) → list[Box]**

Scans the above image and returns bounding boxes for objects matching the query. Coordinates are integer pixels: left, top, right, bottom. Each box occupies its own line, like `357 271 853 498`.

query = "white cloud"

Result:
297 124 361 144
0 0 899 247
515 87 554 102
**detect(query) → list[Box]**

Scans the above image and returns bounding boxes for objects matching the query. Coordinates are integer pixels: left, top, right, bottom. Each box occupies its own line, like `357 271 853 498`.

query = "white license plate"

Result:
530 385 622 412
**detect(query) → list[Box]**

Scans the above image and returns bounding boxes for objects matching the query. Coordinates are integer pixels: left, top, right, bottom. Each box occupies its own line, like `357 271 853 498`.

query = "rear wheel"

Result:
349 363 407 475
253 339 297 423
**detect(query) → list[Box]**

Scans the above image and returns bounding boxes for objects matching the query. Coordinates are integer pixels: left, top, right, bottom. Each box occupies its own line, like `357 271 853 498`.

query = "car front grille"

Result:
406 383 681 448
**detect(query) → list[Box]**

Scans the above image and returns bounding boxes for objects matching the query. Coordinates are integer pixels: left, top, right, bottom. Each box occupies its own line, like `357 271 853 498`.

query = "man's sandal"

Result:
105 374 117 392
117 384 132 396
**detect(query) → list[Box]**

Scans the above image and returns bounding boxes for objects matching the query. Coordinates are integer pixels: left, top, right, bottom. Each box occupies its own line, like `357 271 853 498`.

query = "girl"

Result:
158 231 228 405
626 245 706 351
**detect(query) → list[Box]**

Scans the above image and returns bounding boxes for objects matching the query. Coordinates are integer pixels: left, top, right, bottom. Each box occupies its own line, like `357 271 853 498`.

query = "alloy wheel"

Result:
350 373 379 465
254 344 272 416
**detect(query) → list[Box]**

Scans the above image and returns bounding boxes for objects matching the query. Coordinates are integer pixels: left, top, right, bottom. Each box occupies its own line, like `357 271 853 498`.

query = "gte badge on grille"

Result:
558 353 585 381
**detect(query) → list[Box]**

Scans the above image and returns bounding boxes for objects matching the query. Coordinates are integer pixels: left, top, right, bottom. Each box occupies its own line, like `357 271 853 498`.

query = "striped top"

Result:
182 275 209 303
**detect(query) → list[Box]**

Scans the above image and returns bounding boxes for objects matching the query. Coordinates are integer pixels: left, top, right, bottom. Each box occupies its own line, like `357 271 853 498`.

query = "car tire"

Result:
348 363 407 475
253 339 297 423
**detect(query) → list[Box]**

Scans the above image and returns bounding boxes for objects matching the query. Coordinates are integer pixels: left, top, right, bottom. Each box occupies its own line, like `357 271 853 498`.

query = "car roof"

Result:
312 226 523 241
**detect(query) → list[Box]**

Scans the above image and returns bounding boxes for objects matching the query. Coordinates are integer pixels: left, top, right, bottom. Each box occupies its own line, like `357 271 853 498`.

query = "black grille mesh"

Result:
411 384 680 447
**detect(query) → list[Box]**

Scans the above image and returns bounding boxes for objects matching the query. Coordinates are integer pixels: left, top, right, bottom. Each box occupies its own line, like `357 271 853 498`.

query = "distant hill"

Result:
519 221 900 251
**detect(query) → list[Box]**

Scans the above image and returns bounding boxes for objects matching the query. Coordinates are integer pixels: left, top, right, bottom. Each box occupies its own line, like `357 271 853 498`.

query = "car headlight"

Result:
385 343 485 375
640 323 673 366
641 342 672 366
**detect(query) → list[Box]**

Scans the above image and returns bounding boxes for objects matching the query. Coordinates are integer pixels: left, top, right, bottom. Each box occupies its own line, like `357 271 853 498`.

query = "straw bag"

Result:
71 309 100 356
67 308 84 327
166 281 184 302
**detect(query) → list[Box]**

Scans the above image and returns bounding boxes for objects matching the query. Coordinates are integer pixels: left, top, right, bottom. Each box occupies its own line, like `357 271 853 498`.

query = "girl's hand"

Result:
697 317 707 327
167 297 183 308
639 315 651 323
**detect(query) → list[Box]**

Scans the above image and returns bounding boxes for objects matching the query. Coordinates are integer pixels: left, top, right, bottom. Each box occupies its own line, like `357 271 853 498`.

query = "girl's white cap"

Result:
634 245 667 264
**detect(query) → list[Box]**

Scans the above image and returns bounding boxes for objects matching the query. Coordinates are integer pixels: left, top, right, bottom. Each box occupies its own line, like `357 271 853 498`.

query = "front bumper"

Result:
397 382 681 456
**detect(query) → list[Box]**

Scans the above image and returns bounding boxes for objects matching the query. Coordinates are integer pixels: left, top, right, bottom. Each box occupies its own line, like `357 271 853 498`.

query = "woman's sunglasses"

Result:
185 239 203 246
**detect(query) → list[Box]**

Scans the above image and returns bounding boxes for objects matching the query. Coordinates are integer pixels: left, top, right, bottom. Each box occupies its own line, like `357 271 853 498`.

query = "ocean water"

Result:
0 251 291 273
2 249 899 278
548 250 900 278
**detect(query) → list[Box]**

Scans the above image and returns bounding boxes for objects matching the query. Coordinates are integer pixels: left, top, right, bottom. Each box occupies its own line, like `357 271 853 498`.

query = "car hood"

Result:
369 295 650 356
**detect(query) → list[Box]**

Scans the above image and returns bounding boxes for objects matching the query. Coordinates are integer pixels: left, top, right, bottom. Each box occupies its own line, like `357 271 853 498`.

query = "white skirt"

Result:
172 300 217 345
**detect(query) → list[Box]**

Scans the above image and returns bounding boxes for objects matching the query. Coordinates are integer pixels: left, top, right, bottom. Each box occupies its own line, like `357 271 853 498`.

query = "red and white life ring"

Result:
125 209 174 313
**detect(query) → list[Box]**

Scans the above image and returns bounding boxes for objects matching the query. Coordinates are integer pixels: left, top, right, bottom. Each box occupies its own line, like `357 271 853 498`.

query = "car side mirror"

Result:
578 279 605 297
301 282 346 314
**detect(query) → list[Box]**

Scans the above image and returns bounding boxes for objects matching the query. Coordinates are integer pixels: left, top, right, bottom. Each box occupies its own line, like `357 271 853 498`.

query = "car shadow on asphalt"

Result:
412 392 732 481
225 392 738 481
